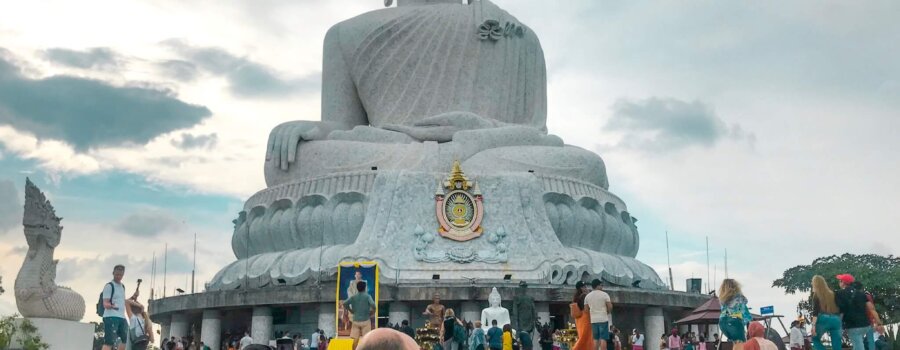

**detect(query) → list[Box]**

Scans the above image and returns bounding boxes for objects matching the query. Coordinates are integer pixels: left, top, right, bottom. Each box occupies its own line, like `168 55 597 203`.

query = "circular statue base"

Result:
150 282 709 349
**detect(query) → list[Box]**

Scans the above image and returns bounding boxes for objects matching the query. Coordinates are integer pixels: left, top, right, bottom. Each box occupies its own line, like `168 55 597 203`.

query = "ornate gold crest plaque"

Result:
435 160 483 241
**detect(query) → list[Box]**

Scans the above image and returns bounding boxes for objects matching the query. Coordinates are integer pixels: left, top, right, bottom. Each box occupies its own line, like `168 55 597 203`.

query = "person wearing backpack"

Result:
100 265 129 350
440 308 465 350
835 274 870 350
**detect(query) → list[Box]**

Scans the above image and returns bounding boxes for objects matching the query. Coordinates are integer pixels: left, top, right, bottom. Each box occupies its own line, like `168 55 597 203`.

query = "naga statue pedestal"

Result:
11 318 93 350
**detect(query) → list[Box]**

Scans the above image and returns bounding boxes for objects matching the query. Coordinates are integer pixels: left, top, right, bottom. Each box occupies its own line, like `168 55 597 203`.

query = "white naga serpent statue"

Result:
14 178 85 321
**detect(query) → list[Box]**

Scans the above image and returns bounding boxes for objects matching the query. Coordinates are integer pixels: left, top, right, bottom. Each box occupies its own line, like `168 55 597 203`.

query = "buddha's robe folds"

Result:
332 0 547 130
266 1 608 189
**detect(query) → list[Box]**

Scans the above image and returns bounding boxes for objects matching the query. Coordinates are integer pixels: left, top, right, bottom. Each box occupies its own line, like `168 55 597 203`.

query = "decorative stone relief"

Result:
231 193 368 258
543 192 639 257
413 225 508 263
478 19 525 41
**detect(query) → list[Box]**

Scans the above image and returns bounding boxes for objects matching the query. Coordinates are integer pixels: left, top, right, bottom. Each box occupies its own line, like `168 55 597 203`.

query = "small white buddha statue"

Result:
481 287 511 331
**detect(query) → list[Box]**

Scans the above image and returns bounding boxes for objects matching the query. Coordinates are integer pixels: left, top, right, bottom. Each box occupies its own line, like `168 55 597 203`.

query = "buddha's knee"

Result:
462 145 609 189
264 140 424 187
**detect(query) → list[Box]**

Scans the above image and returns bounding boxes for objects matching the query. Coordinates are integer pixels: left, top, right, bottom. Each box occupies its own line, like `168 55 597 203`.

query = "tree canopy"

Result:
772 253 900 325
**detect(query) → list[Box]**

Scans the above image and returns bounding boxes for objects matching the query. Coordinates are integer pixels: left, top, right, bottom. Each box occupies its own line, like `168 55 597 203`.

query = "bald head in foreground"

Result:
357 328 419 350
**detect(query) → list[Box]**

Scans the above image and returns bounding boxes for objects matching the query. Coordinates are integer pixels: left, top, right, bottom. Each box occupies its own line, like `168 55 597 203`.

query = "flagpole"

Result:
163 243 168 298
192 233 196 294
706 236 711 293
666 230 674 291
150 252 156 300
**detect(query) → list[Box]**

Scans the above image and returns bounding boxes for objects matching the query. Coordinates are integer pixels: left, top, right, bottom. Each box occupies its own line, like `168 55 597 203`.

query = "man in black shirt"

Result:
399 320 416 340
835 274 870 350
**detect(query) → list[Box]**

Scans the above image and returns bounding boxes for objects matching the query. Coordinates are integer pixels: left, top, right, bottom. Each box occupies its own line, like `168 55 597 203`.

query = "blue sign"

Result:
760 305 774 315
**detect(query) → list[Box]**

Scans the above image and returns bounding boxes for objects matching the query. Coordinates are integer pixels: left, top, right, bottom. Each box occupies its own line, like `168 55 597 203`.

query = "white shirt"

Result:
310 332 320 347
789 328 804 347
584 289 612 323
102 281 127 319
634 334 645 347
240 335 253 349
130 315 145 336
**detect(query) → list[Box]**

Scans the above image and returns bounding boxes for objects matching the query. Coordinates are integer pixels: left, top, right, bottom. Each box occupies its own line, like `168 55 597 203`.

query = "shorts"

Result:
592 322 610 341
719 317 746 342
350 319 372 339
103 317 128 345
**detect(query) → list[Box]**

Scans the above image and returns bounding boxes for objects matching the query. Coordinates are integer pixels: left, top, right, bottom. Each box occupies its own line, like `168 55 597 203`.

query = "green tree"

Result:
16 319 48 350
772 253 900 324
0 314 16 350
773 253 900 349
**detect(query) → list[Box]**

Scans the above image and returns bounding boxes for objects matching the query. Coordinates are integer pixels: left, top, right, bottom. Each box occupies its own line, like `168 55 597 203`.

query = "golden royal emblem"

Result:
435 160 483 241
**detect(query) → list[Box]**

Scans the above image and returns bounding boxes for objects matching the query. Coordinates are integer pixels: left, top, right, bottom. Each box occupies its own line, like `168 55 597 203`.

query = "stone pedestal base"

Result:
12 318 93 350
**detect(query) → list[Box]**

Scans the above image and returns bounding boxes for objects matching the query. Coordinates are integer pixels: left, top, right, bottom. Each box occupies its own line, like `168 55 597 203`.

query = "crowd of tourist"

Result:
95 264 894 350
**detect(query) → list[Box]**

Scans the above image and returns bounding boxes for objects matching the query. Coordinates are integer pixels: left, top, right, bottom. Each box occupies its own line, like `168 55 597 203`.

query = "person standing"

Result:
743 323 778 350
101 265 129 350
810 275 842 350
835 274 870 350
632 330 645 350
538 324 553 350
570 281 594 350
789 321 805 350
660 335 668 350
718 279 751 350
487 320 504 350
851 281 883 350
344 271 368 332
667 330 682 350
239 332 253 350
441 308 464 350
400 321 416 341
584 279 613 350
310 329 321 350
470 320 487 350
126 300 150 350
343 280 376 350
502 324 514 350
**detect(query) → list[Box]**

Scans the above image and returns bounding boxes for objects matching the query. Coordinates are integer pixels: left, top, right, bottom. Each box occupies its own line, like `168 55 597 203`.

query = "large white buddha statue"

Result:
210 0 666 293
264 0 608 189
481 287 511 331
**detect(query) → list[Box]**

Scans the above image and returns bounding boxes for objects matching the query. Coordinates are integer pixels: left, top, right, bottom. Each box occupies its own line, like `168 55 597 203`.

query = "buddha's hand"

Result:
383 111 499 142
266 120 332 171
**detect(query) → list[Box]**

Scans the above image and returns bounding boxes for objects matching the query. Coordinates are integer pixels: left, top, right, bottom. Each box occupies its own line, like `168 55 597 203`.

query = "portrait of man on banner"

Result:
336 262 378 338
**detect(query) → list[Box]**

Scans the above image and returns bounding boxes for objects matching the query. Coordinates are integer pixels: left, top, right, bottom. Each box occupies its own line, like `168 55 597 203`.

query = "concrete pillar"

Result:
644 307 664 350
388 302 411 326
170 313 189 338
252 307 273 345
536 302 550 326
318 303 336 338
461 301 481 325
160 317 171 344
201 310 223 350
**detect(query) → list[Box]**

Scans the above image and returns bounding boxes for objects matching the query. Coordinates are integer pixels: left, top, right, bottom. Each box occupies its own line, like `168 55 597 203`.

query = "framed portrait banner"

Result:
335 261 379 338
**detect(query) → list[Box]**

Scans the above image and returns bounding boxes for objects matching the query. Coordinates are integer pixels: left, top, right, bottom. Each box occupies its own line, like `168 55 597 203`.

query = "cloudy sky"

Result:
1 0 898 330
